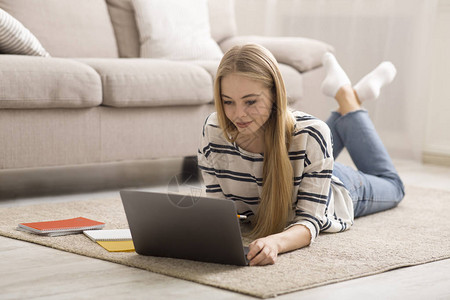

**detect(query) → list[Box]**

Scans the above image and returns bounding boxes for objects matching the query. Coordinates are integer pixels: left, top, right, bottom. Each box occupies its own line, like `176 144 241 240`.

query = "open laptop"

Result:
120 190 250 266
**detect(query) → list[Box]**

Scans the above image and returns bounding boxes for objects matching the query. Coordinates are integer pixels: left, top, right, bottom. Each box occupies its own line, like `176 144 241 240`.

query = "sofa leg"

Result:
181 156 200 182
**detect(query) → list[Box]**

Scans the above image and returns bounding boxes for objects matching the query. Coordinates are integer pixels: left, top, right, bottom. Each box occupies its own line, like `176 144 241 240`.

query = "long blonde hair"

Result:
214 44 295 238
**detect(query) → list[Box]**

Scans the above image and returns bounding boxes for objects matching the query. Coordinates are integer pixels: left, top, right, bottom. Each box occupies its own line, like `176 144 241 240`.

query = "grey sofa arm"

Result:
219 35 334 73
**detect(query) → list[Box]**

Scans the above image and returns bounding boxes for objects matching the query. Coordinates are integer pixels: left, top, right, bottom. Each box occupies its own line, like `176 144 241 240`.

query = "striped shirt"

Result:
197 111 354 243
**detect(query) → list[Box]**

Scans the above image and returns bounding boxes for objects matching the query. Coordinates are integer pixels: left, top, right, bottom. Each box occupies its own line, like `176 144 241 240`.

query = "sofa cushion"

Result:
0 8 50 57
278 64 303 104
0 55 102 109
189 60 220 79
77 59 214 108
105 0 140 58
105 0 235 58
191 61 302 104
132 0 223 60
0 0 118 58
208 0 237 43
220 36 334 73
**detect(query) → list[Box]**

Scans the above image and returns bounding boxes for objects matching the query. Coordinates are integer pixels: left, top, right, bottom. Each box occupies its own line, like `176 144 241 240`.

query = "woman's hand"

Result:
246 224 312 266
247 236 281 266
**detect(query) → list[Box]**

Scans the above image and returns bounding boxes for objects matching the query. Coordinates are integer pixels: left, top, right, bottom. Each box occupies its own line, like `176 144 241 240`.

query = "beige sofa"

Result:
0 0 333 197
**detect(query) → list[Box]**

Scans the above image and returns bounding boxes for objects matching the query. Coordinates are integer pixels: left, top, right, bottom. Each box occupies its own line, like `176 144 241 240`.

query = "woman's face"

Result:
221 73 273 138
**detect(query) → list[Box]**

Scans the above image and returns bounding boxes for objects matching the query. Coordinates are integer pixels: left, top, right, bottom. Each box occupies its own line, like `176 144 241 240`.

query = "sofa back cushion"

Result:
208 0 237 43
105 0 237 58
0 0 118 58
133 0 223 61
105 0 140 58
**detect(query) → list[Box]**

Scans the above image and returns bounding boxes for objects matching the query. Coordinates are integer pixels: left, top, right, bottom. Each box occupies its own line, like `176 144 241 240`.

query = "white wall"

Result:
424 0 450 164
234 0 449 163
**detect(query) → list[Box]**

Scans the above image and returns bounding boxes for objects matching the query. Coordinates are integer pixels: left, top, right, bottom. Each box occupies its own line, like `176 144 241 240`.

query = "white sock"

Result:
320 52 351 98
353 61 397 102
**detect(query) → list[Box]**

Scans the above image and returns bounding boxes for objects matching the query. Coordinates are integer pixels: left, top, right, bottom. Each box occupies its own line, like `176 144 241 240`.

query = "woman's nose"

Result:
236 105 247 118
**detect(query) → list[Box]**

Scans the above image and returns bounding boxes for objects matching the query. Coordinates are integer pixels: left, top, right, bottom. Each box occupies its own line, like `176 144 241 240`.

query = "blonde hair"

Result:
214 44 295 238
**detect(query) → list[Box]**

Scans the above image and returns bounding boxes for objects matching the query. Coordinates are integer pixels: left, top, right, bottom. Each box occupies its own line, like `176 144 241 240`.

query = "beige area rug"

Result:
1 186 450 298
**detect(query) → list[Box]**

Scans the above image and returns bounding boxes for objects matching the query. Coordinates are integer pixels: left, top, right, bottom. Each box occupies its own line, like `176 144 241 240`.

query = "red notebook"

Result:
18 217 105 236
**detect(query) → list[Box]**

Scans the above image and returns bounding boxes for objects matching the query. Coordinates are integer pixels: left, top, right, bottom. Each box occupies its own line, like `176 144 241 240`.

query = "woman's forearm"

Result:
246 224 312 266
272 224 312 254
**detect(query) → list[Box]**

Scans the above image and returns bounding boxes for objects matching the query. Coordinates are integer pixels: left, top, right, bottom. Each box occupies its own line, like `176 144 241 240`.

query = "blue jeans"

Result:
326 110 405 218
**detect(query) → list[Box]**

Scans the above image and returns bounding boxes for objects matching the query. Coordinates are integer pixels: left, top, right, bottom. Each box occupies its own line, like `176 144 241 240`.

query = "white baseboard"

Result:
422 151 450 166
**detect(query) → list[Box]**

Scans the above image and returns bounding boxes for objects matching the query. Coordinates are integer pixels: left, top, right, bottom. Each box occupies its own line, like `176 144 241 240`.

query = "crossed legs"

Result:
320 53 405 217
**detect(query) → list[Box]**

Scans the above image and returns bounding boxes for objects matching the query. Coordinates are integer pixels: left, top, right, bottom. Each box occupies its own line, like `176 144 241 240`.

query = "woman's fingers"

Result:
247 239 264 260
248 240 278 266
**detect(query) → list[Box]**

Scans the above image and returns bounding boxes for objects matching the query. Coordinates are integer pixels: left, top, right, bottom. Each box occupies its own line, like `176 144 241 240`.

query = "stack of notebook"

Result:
17 217 105 236
83 229 135 252
17 217 134 252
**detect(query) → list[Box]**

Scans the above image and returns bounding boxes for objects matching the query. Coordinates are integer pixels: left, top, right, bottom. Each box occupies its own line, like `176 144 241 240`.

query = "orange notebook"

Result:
18 217 105 236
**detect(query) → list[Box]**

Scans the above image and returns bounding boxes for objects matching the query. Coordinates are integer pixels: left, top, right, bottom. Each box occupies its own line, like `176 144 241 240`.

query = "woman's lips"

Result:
236 121 252 128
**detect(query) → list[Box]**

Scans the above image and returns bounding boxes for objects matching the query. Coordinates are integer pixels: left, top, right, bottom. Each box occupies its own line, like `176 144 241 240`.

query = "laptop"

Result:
120 190 250 266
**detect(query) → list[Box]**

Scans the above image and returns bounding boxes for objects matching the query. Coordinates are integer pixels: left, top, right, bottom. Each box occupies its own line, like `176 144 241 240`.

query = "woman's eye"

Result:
223 100 232 105
246 100 257 105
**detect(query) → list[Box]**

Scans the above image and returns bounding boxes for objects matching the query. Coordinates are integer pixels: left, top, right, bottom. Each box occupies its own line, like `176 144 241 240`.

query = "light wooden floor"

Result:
1 157 450 300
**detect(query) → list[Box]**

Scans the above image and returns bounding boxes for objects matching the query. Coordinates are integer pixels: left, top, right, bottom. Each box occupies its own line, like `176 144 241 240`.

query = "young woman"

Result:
197 44 405 266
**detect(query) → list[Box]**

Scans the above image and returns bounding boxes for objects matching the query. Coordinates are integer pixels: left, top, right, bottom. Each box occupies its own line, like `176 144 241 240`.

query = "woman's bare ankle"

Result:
336 85 362 115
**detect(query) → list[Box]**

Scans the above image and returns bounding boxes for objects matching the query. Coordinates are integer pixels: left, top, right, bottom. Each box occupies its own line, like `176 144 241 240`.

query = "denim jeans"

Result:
326 110 405 218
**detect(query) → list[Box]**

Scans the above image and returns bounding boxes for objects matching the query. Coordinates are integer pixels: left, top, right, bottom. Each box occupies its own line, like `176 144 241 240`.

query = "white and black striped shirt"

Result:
198 111 354 243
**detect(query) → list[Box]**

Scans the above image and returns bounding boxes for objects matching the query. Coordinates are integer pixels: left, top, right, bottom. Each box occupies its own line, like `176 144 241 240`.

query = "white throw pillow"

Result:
132 0 223 60
0 8 50 57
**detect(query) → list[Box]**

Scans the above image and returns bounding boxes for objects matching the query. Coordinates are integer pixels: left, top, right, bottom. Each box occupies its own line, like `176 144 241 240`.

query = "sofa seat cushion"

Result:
189 60 220 79
0 55 102 109
190 60 303 104
77 59 214 108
